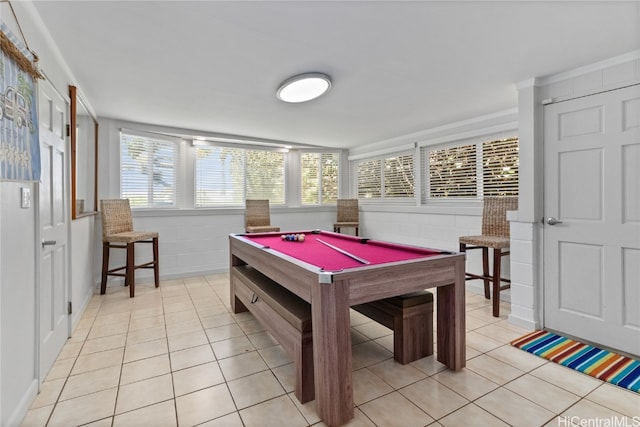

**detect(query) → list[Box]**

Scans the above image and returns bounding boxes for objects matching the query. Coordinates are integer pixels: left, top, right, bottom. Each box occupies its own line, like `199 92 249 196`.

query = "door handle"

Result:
41 240 57 247
546 217 563 225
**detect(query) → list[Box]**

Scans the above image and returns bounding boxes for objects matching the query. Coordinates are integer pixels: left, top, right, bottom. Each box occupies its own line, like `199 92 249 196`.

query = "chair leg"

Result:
101 242 109 295
153 237 159 288
127 242 135 298
482 247 490 299
459 243 467 277
492 248 502 317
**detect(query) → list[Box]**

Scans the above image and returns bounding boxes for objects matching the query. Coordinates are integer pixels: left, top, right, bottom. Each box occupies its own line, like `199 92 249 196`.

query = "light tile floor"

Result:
21 274 640 427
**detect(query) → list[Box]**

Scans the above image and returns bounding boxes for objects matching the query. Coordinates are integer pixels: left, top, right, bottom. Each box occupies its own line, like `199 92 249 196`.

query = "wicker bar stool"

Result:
459 196 517 317
245 199 280 233
333 199 359 236
100 199 159 297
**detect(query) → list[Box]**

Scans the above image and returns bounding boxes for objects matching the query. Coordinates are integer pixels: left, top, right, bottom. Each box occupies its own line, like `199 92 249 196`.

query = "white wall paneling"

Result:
1 182 38 427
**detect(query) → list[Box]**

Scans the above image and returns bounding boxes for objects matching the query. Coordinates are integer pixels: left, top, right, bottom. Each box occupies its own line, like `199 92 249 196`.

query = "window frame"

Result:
194 144 245 208
193 142 288 208
300 150 341 206
353 150 416 203
420 132 519 204
119 129 180 209
244 147 288 205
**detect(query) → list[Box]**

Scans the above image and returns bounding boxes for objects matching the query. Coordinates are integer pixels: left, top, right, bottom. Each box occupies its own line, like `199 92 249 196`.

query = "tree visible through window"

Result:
301 152 339 205
357 159 382 198
357 154 414 199
245 150 285 203
384 155 415 198
195 146 285 207
482 137 519 196
428 144 477 198
424 136 518 200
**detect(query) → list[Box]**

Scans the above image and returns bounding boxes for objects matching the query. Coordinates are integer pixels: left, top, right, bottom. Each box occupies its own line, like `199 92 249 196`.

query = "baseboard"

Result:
507 313 539 331
71 284 95 332
97 267 229 289
5 378 38 427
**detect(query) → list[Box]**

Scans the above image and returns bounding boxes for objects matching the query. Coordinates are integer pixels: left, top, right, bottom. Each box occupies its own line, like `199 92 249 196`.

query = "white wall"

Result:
71 217 97 324
360 206 509 299
0 183 38 427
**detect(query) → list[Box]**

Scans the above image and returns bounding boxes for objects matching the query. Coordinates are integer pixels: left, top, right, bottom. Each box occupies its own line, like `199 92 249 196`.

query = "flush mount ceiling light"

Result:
276 72 331 103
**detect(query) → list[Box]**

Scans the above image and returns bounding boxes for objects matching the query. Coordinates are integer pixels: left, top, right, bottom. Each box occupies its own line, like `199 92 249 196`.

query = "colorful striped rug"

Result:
511 330 640 393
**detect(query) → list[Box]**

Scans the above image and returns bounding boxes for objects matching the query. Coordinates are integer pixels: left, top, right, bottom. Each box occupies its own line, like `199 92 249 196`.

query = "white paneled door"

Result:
38 80 70 379
544 84 640 356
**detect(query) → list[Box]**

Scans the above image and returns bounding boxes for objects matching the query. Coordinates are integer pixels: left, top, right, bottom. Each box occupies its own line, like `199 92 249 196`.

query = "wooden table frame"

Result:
229 232 466 426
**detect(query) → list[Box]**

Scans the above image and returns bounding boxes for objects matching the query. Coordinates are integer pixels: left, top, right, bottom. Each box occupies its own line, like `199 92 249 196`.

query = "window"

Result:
384 155 415 198
301 152 339 205
357 153 414 199
482 137 519 196
422 136 518 201
427 144 478 198
357 159 381 198
245 149 286 203
195 145 286 207
120 132 177 208
195 146 244 207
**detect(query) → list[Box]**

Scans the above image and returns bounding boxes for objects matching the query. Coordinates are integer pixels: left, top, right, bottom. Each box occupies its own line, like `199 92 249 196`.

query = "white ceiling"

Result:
32 1 639 149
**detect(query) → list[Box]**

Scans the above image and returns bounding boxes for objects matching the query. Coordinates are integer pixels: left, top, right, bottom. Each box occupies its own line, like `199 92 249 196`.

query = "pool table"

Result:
229 230 466 426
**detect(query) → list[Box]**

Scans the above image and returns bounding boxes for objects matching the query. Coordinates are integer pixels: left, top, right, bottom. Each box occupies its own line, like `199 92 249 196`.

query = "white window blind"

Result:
356 153 415 200
120 132 177 208
357 159 382 198
195 146 286 207
195 146 244 207
384 154 415 198
245 149 286 204
421 136 518 201
482 137 519 196
301 152 339 205
426 143 478 199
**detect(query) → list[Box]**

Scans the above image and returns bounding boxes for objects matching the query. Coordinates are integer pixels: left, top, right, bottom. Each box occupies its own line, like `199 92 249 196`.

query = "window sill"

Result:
360 202 482 216
130 205 337 218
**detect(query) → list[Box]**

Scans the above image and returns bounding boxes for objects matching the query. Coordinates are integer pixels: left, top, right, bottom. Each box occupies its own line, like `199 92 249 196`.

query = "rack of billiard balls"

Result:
281 233 305 242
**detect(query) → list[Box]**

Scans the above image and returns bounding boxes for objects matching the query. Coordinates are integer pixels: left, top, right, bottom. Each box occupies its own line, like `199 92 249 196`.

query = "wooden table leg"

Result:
311 279 354 426
436 259 466 370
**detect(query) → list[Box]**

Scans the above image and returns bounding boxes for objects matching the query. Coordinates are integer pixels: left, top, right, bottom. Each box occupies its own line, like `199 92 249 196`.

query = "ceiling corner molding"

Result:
537 49 640 86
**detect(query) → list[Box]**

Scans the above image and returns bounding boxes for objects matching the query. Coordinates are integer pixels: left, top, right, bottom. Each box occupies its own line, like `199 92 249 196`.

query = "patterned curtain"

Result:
0 21 41 181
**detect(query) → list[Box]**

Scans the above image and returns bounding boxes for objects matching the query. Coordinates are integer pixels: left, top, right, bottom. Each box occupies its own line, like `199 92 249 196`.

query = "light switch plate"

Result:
21 187 31 208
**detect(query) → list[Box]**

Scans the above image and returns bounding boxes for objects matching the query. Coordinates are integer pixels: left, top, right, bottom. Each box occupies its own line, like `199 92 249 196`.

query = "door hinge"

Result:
66 124 70 137
68 301 72 315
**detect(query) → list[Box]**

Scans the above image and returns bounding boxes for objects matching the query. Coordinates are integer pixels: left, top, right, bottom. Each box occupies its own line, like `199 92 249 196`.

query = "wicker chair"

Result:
100 199 159 297
459 196 518 317
245 199 280 233
333 199 359 236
